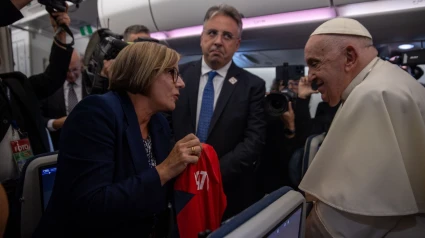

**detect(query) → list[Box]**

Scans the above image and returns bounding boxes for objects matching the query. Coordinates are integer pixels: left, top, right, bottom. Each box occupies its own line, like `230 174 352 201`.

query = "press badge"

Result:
10 129 34 173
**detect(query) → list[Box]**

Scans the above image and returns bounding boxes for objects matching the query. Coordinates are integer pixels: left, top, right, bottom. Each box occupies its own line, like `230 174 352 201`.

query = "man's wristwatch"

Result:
284 128 296 135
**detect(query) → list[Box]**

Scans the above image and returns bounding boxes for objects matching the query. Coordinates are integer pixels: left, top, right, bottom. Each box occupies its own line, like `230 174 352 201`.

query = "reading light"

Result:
398 44 414 50
150 32 168 40
151 7 335 40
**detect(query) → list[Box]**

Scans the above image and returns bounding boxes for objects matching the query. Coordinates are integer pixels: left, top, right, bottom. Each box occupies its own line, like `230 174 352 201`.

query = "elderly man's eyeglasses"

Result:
167 68 181 83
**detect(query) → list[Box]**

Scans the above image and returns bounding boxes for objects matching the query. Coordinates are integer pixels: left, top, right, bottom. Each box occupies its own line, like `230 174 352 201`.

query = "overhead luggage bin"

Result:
337 0 425 17
164 7 336 55
333 0 375 6
150 0 330 31
98 0 157 35
336 0 425 44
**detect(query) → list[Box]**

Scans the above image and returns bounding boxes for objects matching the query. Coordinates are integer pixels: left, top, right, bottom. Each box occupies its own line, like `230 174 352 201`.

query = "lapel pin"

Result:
229 77 238 85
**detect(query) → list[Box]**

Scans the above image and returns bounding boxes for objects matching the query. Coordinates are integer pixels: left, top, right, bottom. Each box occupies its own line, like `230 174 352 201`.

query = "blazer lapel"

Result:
149 114 167 164
185 60 202 131
208 62 241 136
118 92 149 174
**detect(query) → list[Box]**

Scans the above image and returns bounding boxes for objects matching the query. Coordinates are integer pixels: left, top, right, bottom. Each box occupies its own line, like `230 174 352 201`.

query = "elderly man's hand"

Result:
298 76 318 99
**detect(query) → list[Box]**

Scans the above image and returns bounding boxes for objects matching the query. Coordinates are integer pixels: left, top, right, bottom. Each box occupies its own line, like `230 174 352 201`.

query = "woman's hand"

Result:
156 133 202 185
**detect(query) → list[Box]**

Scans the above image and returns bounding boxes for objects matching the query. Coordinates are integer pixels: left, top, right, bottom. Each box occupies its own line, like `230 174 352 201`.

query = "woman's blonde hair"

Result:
108 42 180 95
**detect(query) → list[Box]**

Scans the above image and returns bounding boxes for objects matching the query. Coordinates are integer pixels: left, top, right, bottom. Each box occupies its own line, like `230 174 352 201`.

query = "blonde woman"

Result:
34 42 202 238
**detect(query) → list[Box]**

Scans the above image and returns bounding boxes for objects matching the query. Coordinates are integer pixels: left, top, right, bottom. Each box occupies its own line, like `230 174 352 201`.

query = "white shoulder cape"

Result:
299 59 425 216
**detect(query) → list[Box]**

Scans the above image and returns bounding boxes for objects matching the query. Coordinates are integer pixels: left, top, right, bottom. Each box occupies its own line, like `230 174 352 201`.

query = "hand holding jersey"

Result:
156 133 202 185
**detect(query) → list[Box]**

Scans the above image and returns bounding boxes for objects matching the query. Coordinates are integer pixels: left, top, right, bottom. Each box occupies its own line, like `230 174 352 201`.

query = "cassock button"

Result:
2 119 7 124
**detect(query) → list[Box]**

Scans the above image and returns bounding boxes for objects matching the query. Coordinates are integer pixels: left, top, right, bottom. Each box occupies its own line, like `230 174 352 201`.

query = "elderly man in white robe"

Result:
299 17 425 237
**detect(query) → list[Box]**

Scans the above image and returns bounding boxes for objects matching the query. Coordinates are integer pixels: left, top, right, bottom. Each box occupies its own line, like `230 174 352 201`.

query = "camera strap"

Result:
45 6 75 51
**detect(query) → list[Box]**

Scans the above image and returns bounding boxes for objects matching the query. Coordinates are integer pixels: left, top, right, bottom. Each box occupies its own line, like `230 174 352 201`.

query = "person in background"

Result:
99 25 152 80
40 50 88 150
33 42 202 238
123 24 151 42
299 17 425 237
256 76 315 195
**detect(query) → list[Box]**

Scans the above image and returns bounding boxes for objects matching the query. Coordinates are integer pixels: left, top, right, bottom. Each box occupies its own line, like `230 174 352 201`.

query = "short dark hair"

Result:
203 4 243 37
123 25 150 41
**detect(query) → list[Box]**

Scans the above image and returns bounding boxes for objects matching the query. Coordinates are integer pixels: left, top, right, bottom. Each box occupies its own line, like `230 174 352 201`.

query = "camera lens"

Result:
265 93 289 117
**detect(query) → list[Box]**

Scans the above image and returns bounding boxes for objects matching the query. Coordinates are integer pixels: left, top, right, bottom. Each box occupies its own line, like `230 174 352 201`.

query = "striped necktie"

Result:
68 82 78 114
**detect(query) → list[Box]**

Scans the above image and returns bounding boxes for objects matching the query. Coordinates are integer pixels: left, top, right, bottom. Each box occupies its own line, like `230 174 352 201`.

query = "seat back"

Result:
45 128 54 152
17 152 58 238
288 147 304 188
301 133 325 177
209 186 306 238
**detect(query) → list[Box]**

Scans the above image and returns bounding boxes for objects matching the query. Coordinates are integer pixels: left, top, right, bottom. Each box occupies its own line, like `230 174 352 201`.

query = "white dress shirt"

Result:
47 77 83 131
196 57 232 131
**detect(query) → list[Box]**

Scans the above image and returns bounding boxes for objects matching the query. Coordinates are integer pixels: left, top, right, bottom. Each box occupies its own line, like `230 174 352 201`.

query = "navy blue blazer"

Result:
33 91 172 238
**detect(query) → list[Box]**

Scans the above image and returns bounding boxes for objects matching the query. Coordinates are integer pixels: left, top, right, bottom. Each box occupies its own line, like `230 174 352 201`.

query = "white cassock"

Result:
299 57 425 237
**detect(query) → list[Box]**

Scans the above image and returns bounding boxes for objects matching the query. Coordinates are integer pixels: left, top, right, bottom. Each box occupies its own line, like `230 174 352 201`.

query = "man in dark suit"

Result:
123 24 151 42
172 4 266 220
40 50 87 150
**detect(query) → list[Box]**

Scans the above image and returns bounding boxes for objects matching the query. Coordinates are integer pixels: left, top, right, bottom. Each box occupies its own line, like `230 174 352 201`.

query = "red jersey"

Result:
174 143 227 238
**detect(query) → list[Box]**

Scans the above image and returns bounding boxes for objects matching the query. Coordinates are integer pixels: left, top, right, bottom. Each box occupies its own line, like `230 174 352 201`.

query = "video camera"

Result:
82 28 160 95
38 0 83 12
264 63 304 117
382 48 425 80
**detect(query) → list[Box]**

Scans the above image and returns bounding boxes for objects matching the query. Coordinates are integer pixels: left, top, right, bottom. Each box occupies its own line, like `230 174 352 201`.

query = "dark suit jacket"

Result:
172 60 266 219
0 43 72 155
40 82 88 150
0 0 23 27
33 91 172 238
311 101 340 135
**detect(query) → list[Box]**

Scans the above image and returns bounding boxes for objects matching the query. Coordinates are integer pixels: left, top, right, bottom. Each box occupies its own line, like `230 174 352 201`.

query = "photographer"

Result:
256 76 317 195
0 8 73 237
